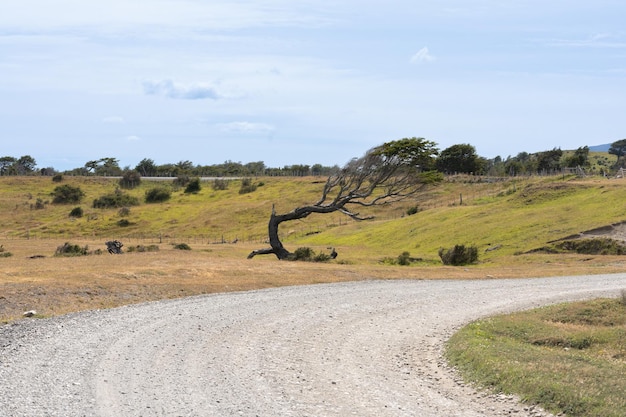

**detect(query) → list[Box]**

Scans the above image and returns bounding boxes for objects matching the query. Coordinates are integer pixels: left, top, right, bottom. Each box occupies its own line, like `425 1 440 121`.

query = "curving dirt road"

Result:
1 274 626 416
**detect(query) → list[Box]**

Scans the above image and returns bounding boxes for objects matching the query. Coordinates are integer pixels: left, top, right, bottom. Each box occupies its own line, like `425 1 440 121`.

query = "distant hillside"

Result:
589 143 611 152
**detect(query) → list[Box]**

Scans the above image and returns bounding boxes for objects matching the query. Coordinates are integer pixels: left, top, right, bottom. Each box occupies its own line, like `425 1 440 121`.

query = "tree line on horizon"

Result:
2 138 626 178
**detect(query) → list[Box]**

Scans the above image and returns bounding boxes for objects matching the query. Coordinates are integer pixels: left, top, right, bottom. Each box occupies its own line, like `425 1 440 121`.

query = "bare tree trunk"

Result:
247 206 294 260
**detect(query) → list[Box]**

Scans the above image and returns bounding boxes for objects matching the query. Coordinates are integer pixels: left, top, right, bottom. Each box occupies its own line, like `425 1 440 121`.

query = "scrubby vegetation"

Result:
289 247 334 262
238 178 257 194
145 187 171 203
534 238 626 255
172 243 191 250
51 184 84 204
93 189 140 208
54 242 94 256
447 298 626 417
438 244 479 265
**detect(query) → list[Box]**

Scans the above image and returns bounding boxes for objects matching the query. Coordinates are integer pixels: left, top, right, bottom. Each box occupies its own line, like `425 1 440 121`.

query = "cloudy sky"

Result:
1 1 625 171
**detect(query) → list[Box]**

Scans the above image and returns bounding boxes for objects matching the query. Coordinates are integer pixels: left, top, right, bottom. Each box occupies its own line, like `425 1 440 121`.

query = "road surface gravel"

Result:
2 274 626 416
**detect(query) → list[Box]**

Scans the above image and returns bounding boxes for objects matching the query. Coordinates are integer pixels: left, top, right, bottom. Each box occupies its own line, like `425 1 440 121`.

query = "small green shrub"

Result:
55 242 90 256
51 184 84 204
118 170 141 189
117 219 131 227
239 178 257 194
32 198 46 210
52 174 63 182
145 187 171 203
289 247 333 262
0 245 12 258
173 175 190 187
69 207 83 218
126 245 160 253
184 178 201 194
397 251 412 265
118 207 131 217
172 243 191 250
212 178 229 190
406 206 419 216
93 189 140 208
438 244 479 265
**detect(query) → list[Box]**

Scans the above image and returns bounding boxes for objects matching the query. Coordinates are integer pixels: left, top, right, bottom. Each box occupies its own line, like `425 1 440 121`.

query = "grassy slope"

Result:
3 173 626 266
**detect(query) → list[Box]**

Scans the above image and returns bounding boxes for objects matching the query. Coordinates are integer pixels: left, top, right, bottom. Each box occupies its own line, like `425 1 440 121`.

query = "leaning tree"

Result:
247 137 440 260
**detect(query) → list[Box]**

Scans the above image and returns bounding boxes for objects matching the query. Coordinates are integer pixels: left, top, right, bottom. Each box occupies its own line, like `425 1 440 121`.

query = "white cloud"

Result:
410 47 435 63
218 121 275 134
126 135 141 141
143 79 222 100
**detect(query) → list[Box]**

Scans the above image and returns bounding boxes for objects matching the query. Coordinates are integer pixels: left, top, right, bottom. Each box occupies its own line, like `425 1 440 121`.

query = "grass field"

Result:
446 297 626 417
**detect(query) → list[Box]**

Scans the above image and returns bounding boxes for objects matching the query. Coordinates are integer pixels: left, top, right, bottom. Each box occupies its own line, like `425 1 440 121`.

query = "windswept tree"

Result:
247 137 440 260
609 139 626 167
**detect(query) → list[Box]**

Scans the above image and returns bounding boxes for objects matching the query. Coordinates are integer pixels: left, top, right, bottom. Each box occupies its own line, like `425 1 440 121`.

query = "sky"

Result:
1 1 625 171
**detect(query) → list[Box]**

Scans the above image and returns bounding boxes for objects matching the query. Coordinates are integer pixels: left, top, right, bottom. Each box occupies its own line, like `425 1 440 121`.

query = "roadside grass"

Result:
446 298 626 417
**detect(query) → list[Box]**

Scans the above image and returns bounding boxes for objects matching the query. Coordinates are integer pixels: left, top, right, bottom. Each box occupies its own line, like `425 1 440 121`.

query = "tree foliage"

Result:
436 144 484 174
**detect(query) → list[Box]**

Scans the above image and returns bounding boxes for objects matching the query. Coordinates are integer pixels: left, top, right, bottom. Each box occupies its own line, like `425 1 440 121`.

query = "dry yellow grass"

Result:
2 238 626 323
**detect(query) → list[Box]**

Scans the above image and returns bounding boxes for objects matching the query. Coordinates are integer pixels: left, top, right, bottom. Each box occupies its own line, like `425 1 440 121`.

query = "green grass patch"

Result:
446 298 626 417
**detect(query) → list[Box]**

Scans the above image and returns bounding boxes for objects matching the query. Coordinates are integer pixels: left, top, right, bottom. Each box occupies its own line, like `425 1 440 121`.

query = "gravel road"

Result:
2 274 626 417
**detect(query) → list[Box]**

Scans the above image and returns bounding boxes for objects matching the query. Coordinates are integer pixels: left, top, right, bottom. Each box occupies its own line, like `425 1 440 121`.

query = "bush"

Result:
126 244 160 253
0 245 11 258
239 178 257 194
212 178 229 190
118 207 131 217
145 187 171 203
173 243 191 250
439 244 479 266
117 219 131 227
55 242 90 256
184 178 201 194
32 198 46 210
119 170 141 189
52 174 63 182
69 207 83 218
93 189 140 208
406 206 419 216
51 184 84 204
173 175 190 187
289 247 333 262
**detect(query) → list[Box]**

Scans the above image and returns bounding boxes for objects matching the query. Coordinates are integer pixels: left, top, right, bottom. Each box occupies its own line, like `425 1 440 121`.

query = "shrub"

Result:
55 242 90 256
212 178 229 190
184 178 201 194
118 207 131 217
406 206 419 216
119 170 141 189
173 175 190 187
69 207 83 218
173 243 191 250
145 187 171 203
438 244 479 266
126 244 160 253
239 178 257 194
51 184 84 204
32 198 46 210
93 189 140 208
52 174 63 182
0 245 11 258
397 251 412 265
289 247 333 262
117 219 131 227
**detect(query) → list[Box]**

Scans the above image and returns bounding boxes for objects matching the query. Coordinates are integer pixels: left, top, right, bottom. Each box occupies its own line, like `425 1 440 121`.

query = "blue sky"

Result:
1 1 625 171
